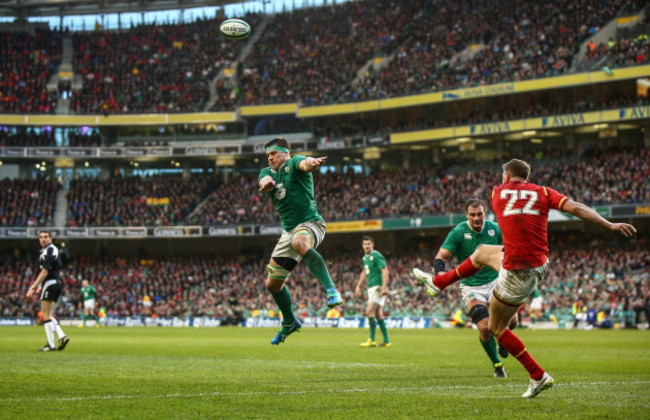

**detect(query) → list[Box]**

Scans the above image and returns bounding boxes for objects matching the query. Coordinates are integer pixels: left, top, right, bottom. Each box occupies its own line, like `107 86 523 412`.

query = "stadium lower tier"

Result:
1 245 647 327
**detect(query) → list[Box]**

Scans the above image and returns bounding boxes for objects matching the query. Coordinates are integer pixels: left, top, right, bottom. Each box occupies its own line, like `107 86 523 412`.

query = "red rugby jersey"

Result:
492 181 568 270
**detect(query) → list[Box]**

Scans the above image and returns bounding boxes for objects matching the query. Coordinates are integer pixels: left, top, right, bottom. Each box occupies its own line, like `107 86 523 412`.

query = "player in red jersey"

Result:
414 159 636 397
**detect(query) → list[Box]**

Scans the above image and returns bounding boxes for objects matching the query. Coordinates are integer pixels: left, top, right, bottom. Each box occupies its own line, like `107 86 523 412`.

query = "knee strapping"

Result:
266 264 291 281
469 304 489 324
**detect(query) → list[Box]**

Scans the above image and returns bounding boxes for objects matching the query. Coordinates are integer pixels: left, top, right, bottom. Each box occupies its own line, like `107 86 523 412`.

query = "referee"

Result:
26 230 70 351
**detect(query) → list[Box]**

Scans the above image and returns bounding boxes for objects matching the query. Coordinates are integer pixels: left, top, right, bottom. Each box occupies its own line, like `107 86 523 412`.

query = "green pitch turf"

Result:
1 326 648 419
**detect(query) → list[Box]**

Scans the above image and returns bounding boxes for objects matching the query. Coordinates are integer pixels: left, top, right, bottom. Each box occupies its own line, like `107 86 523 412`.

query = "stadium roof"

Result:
0 0 254 18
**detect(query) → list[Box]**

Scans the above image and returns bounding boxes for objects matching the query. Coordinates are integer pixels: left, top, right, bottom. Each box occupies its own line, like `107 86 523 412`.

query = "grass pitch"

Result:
1 326 649 419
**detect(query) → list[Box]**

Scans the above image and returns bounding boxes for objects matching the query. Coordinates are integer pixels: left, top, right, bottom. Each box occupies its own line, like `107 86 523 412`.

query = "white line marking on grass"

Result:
3 381 649 404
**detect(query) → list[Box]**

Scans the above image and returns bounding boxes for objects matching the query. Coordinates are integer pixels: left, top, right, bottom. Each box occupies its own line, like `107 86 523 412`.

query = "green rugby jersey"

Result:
81 284 96 301
258 155 324 231
362 250 387 288
441 220 502 286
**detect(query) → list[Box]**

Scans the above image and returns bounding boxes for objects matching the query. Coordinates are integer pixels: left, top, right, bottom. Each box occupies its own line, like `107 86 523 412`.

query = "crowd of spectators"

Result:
1 146 646 228
0 29 61 114
210 0 404 109
65 175 217 227
190 147 650 225
209 0 639 108
3 1 650 115
345 0 624 102
71 14 261 114
580 33 650 70
0 243 647 329
0 178 59 227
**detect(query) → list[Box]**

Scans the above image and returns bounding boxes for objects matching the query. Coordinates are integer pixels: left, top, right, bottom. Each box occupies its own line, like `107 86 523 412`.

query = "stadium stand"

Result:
0 245 647 327
0 28 61 113
0 1 647 332
0 0 646 113
70 14 261 114
0 178 59 227
191 147 650 225
65 175 216 227
0 146 645 228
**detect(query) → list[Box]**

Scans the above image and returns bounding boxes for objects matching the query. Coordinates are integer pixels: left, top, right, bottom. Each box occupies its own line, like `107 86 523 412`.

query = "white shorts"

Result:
459 280 497 308
494 260 549 305
271 221 326 262
530 296 543 311
368 285 387 306
84 299 95 310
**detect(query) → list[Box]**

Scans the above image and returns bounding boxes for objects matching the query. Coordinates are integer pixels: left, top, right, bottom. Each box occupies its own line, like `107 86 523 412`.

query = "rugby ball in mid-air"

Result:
219 18 251 40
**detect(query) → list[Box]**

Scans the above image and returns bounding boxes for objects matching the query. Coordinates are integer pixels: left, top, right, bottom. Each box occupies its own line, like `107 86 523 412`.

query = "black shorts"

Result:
41 279 62 302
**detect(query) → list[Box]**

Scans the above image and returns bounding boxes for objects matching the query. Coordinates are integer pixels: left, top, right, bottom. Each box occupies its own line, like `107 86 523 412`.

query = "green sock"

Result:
83 315 87 326
368 317 377 341
531 316 537 325
94 315 100 322
272 286 296 326
377 319 390 343
302 249 334 290
480 336 502 366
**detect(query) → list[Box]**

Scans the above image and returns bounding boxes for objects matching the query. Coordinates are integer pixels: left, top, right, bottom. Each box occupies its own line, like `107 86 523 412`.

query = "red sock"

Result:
433 258 480 290
497 329 545 380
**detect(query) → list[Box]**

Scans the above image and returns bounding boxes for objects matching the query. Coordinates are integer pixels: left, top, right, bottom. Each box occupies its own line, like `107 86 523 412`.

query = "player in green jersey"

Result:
80 280 101 327
355 236 391 347
258 137 343 345
414 198 510 378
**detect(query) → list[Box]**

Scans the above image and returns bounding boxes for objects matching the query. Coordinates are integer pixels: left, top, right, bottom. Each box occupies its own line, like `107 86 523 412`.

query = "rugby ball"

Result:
219 18 251 40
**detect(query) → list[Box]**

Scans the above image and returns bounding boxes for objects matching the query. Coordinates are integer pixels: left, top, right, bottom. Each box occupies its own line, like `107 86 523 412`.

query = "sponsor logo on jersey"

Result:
464 233 472 239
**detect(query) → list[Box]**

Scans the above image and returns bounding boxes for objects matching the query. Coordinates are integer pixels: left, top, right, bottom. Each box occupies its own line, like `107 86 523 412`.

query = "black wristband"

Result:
433 259 445 274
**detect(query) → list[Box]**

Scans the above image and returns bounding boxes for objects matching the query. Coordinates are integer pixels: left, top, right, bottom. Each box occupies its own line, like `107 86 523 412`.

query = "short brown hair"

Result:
464 198 486 212
263 137 290 150
502 159 530 180
362 236 374 243
38 230 52 238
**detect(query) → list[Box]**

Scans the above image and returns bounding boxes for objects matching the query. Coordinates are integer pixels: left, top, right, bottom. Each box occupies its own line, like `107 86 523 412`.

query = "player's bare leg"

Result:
490 296 553 397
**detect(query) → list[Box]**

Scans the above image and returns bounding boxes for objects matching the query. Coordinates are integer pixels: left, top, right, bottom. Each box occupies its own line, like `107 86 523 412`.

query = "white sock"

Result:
44 320 55 348
52 318 66 339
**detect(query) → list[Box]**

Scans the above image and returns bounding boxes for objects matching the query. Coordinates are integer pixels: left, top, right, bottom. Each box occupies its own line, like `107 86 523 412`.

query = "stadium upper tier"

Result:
0 244 646 323
1 147 647 228
0 29 61 114
0 0 647 114
71 14 262 114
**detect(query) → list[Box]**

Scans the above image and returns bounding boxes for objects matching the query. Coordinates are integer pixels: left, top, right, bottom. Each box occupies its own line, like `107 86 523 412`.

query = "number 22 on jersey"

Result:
499 189 540 216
